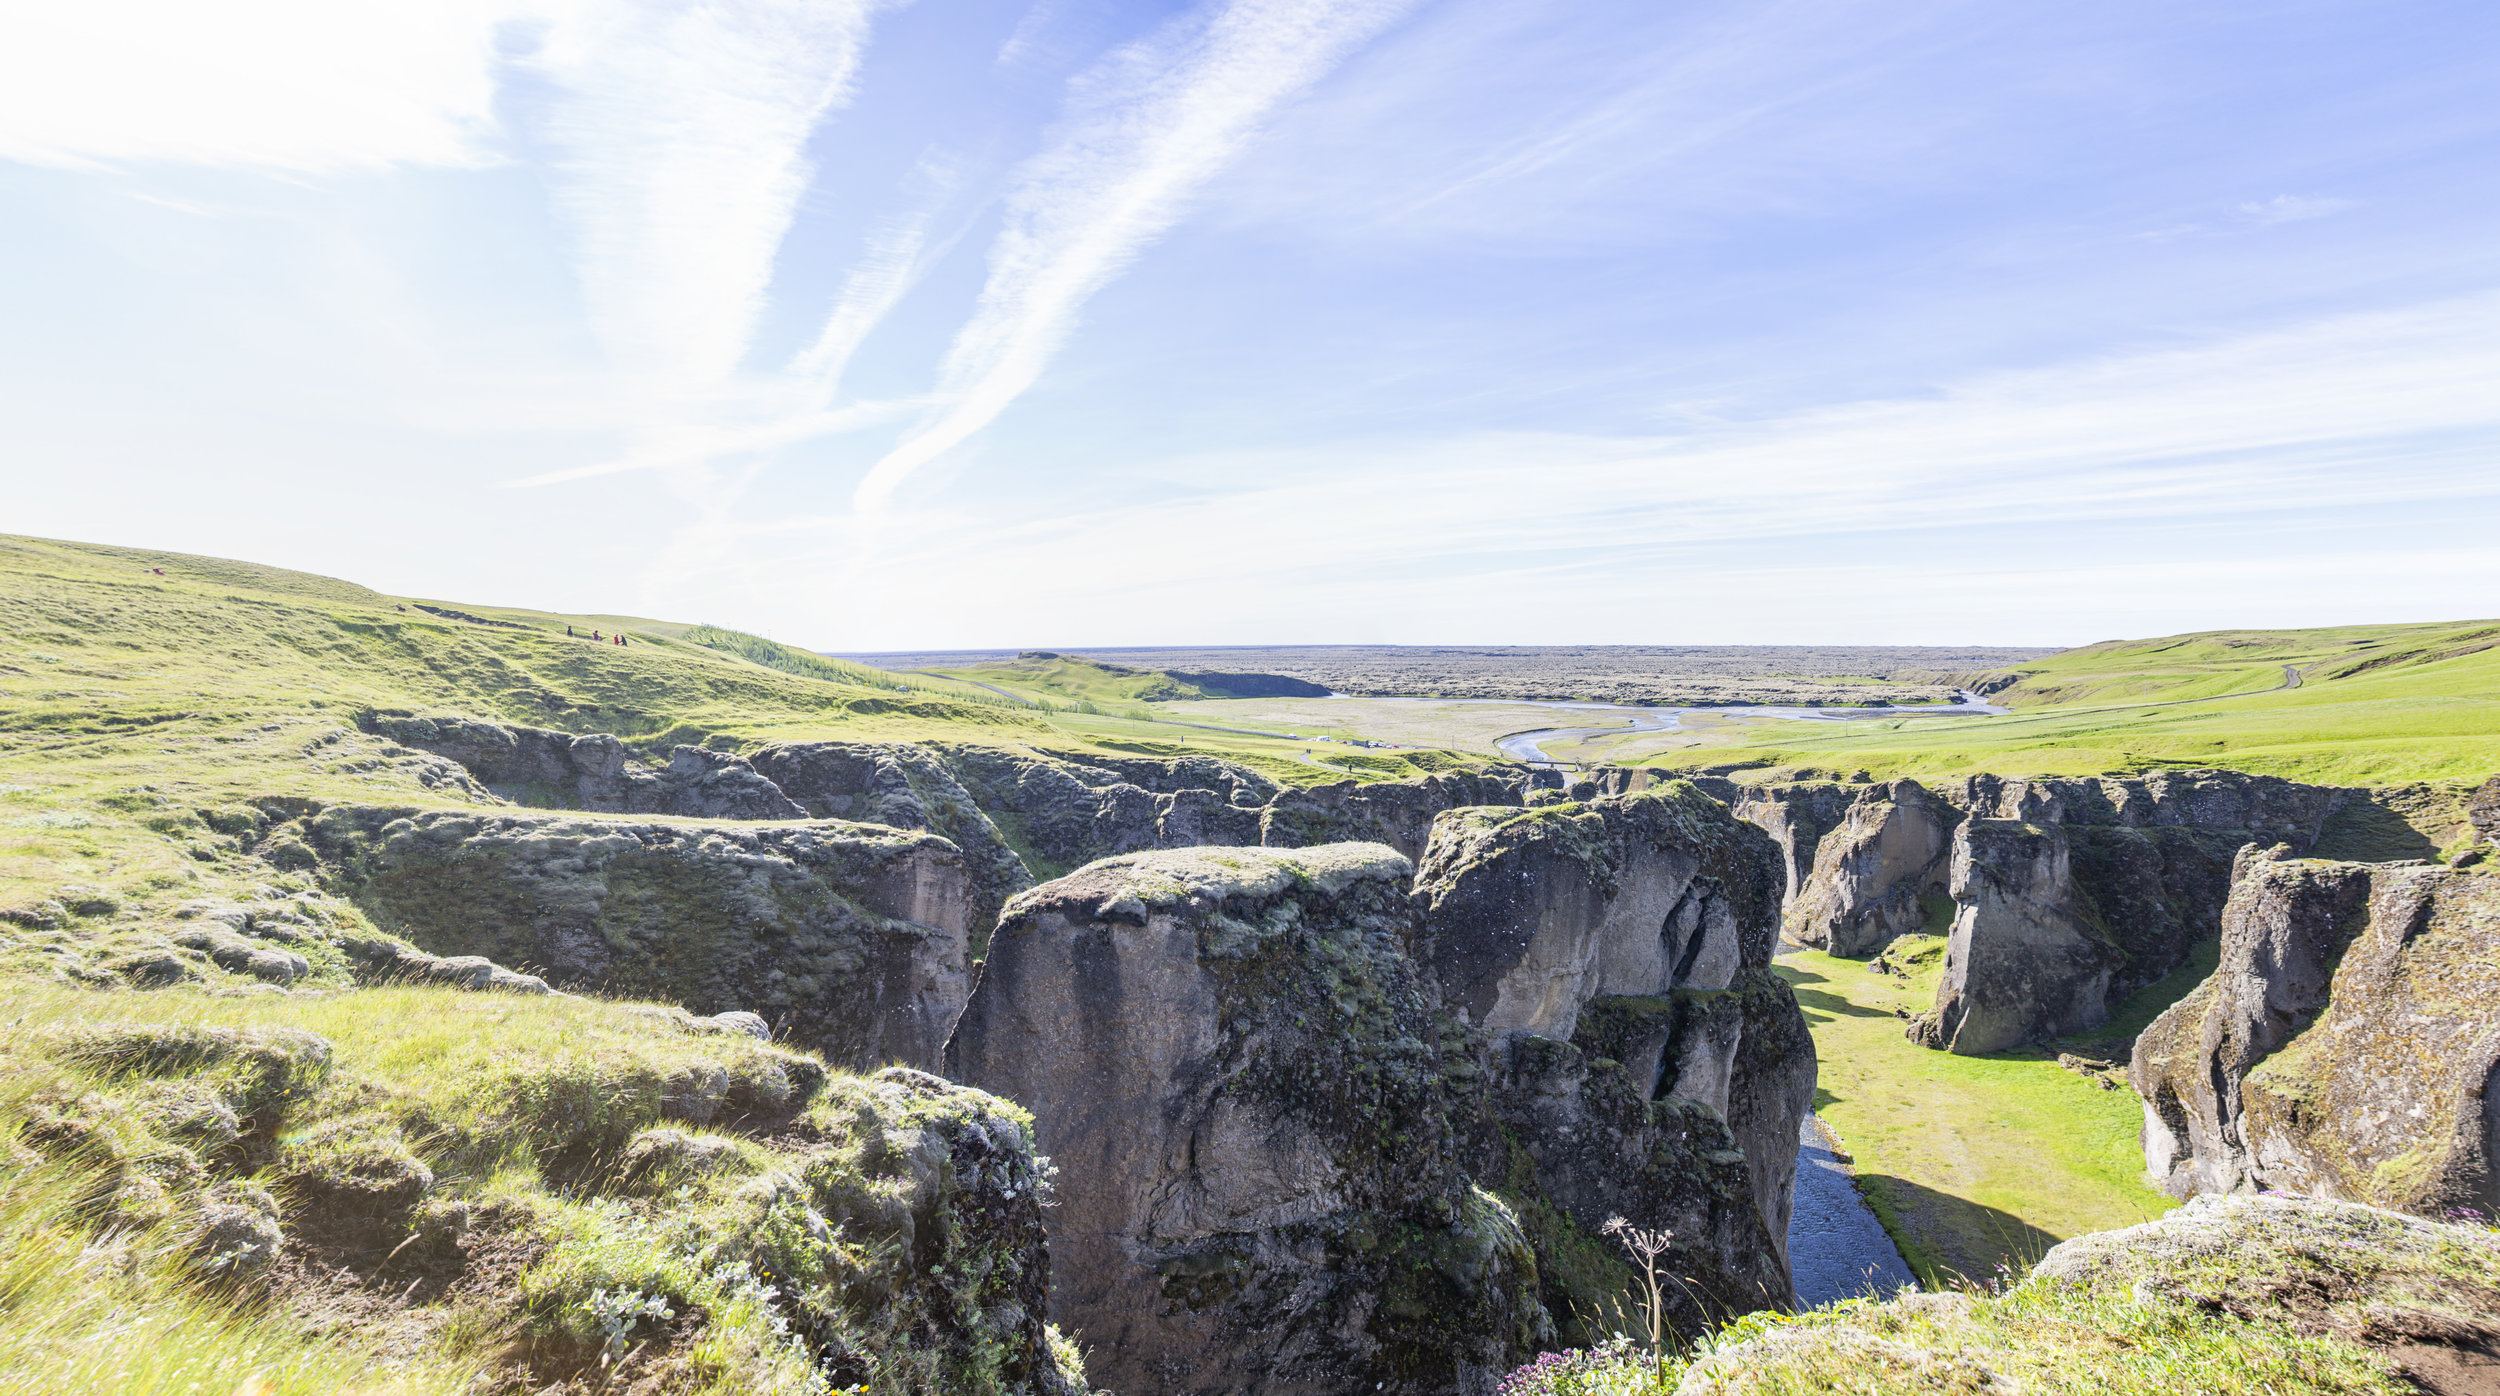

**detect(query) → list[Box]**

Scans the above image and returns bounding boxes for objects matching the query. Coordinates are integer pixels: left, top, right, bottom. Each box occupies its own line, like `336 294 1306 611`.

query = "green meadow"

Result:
1778 938 2193 1286
1636 620 2500 786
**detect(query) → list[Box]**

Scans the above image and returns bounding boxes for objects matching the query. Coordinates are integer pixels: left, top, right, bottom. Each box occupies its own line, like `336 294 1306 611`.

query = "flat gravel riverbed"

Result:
1788 1112 1919 1308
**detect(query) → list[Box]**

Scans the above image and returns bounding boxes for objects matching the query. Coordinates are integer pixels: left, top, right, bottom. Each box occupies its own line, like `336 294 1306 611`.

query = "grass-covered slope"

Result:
1641 619 2500 785
0 533 1050 911
0 533 1109 1393
888 651 1239 705
0 972 1074 1396
1501 1194 2499 1395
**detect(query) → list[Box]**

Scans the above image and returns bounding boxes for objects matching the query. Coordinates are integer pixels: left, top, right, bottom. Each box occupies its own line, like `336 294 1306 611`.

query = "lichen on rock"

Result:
275 803 977 1070
2134 847 2500 1216
949 842 1552 1395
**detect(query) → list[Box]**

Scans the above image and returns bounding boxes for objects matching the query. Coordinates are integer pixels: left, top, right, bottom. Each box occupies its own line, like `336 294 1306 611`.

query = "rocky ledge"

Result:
261 802 976 1071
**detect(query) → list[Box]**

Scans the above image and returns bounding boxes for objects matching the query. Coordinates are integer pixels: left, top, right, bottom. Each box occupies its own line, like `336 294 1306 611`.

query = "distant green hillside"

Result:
1643 619 2500 786
1979 620 2500 710
0 535 1470 907
894 651 1325 707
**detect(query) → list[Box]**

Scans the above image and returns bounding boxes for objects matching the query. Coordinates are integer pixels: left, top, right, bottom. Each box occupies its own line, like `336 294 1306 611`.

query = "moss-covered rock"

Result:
951 801 1815 1394
2135 849 2499 1216
950 843 1551 1395
281 803 974 1070
363 712 804 819
1410 787 1811 1313
1674 1194 2495 1395
5 983 1081 1395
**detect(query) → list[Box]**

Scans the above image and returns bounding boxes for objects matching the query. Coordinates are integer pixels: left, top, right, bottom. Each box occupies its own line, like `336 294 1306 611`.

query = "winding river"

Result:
1477 691 2009 765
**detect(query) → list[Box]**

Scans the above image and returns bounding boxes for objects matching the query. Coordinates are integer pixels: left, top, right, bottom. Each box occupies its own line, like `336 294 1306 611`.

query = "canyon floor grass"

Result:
1775 939 2185 1286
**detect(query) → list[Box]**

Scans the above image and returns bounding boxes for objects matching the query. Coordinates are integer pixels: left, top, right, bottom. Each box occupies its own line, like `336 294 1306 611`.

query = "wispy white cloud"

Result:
852 0 1421 512
530 0 890 399
2142 193 2361 242
0 0 520 173
2238 193 2357 226
784 291 2500 645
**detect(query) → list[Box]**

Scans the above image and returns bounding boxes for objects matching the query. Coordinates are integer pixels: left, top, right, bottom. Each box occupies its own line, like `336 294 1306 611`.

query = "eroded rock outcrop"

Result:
365 714 804 820
1412 788 1814 1280
2133 849 2500 1216
947 789 1816 1393
274 804 973 1070
1910 819 2246 1055
949 845 1549 1396
1722 783 1856 913
1783 780 1957 957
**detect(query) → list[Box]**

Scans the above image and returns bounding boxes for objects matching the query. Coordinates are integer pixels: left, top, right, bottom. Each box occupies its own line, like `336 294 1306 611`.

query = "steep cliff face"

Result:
365 713 805 820
1723 783 1856 914
948 845 1549 1396
1783 780 1958 957
1258 770 1536 862
1909 819 2246 1055
1944 769 2355 841
748 741 1042 937
1409 787 1813 1301
946 797 1817 1394
280 804 975 1071
2134 849 2500 1216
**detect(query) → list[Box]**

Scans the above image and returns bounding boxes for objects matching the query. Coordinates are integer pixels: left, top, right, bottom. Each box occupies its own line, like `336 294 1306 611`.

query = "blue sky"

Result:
3 0 2495 649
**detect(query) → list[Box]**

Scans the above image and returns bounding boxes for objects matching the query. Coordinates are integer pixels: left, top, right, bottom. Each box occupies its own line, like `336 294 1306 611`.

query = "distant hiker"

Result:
592 630 602 641
567 625 574 637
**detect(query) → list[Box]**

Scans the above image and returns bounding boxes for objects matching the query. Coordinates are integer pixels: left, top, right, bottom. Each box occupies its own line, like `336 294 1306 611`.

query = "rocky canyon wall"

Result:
2133 845 2499 1217
947 786 1816 1396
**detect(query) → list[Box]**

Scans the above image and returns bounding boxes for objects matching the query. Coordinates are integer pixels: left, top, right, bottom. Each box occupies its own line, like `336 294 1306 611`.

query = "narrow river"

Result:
1484 691 2009 764
1787 1112 1920 1307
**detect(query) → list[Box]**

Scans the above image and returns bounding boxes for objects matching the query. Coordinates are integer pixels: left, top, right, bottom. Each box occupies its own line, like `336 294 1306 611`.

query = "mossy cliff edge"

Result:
949 785 1816 1396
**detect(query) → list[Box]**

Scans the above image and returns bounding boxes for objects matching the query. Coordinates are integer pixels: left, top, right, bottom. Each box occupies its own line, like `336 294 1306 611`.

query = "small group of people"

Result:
565 624 629 646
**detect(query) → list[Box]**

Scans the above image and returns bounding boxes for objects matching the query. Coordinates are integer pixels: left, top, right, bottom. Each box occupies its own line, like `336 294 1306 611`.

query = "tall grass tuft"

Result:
0 1162 484 1396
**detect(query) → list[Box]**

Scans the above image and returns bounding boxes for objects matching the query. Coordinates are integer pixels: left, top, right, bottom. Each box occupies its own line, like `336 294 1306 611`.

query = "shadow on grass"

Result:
1852 1172 2064 1290
1789 986 1895 1023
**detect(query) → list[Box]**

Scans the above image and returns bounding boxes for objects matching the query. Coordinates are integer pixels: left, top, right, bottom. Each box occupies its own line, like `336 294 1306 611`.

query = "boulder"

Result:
287 805 973 1071
1783 780 1958 957
948 844 1549 1396
2134 851 2500 1215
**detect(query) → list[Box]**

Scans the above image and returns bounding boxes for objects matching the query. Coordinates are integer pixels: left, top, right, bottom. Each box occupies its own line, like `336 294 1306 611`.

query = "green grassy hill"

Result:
0 535 1473 909
1637 619 2500 786
889 651 1233 706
